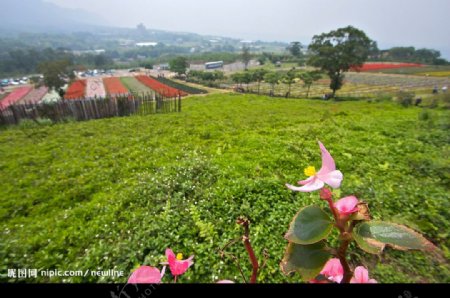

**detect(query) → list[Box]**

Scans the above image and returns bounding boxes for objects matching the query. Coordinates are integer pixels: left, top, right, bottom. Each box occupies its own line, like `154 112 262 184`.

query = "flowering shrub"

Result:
280 141 437 283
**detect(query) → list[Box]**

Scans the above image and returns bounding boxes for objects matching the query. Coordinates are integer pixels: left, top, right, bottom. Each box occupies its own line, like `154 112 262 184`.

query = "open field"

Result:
368 65 450 76
120 76 155 95
245 72 450 98
0 93 448 283
415 71 450 77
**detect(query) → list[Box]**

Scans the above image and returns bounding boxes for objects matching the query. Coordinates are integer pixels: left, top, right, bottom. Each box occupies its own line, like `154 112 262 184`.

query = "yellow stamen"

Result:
176 253 183 260
304 166 316 177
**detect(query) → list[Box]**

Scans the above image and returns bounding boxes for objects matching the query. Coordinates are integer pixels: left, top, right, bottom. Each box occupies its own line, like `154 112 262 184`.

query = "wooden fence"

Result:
0 93 182 126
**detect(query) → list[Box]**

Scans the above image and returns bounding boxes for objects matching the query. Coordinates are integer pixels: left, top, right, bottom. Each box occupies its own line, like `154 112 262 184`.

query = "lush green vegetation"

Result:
0 47 114 78
186 70 225 88
370 47 449 65
0 93 448 283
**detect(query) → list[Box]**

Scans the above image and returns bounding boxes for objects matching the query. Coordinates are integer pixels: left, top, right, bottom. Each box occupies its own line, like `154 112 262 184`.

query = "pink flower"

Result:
128 265 165 284
320 258 344 283
163 249 194 276
334 196 359 216
350 266 377 284
286 141 343 192
217 280 235 283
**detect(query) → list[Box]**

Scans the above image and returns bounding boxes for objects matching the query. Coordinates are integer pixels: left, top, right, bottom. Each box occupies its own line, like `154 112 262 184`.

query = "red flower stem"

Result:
324 197 345 233
174 275 177 283
323 193 356 283
337 239 352 283
237 217 259 284
337 221 358 283
324 197 339 220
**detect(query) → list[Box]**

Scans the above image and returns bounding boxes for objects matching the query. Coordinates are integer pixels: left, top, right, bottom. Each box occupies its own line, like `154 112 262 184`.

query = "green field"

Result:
120 76 155 95
0 94 449 283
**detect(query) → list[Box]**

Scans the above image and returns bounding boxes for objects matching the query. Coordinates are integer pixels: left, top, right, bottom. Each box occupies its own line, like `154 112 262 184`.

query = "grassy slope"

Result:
0 94 449 283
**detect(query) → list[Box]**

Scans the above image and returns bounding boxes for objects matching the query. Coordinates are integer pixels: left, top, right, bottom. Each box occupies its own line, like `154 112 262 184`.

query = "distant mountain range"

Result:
0 0 106 34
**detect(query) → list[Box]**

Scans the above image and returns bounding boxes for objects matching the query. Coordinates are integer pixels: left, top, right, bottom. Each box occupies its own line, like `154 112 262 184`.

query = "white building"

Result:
135 42 158 47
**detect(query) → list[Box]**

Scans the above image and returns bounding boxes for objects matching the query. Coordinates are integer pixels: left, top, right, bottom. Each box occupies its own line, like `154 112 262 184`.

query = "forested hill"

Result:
0 0 104 34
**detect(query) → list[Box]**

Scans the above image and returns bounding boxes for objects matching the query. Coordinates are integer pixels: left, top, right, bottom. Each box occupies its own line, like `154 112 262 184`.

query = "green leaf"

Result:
354 221 437 252
353 226 385 254
285 205 333 245
280 241 330 281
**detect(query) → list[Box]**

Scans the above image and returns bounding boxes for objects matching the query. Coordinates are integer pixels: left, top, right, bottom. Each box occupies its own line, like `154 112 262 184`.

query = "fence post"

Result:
178 95 181 112
10 106 20 125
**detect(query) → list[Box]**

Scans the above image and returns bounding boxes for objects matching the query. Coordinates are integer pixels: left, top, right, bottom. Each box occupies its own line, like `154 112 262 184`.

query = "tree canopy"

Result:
169 56 189 75
38 59 74 93
308 26 373 97
287 42 302 58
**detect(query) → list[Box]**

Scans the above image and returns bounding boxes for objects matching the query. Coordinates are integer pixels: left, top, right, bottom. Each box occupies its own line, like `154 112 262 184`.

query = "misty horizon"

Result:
41 0 450 59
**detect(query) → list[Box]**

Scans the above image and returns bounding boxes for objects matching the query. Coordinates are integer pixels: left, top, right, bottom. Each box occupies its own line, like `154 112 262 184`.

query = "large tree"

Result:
38 59 73 95
308 26 373 97
287 42 302 58
169 56 189 75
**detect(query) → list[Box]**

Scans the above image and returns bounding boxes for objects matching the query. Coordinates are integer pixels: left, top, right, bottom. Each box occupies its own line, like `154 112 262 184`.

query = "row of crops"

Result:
0 86 49 109
0 76 201 110
350 62 424 72
64 76 199 100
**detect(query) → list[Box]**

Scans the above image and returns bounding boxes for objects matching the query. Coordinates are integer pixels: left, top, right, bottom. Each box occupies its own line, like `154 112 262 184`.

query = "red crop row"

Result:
103 77 130 96
0 86 33 109
351 62 424 72
65 80 86 100
136 75 187 97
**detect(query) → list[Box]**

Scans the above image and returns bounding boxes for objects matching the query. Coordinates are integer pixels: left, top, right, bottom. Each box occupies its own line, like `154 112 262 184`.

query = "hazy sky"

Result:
47 0 450 57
